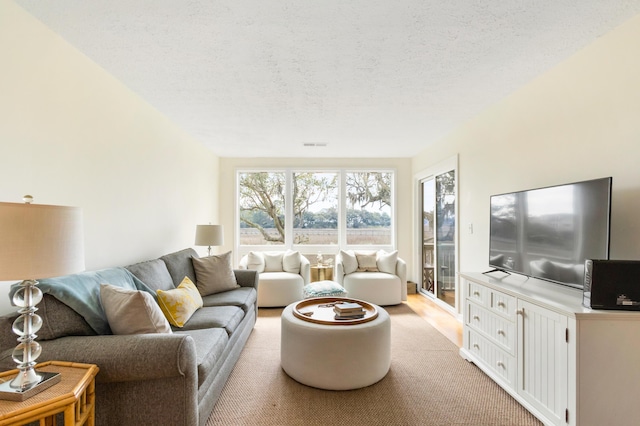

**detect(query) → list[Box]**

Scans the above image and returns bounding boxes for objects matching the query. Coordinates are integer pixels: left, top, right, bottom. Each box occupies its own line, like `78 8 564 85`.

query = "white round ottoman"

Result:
280 299 390 390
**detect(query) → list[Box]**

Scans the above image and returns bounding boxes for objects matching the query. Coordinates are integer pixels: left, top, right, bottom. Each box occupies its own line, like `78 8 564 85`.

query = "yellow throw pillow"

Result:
157 276 204 327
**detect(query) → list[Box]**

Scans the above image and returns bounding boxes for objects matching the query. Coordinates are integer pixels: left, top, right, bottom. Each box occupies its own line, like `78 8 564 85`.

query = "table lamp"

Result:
195 224 223 257
0 196 84 401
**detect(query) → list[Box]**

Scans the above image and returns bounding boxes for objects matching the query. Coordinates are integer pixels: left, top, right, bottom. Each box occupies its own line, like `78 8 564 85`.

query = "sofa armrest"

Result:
2 334 198 384
300 256 311 285
334 255 345 285
234 269 258 289
397 257 408 301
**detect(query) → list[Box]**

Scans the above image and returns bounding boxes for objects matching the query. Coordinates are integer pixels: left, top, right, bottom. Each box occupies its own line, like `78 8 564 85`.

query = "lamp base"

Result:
0 371 61 401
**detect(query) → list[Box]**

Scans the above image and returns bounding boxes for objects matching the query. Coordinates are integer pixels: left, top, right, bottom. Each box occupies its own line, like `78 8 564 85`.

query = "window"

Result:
292 172 339 245
237 169 394 252
345 172 392 245
238 172 285 246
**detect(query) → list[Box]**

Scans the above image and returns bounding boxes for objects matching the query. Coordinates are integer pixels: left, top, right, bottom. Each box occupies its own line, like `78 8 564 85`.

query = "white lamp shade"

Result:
0 202 85 280
195 224 223 247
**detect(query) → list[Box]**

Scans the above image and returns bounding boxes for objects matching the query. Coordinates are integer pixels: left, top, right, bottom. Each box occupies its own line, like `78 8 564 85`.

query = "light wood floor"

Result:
405 292 463 347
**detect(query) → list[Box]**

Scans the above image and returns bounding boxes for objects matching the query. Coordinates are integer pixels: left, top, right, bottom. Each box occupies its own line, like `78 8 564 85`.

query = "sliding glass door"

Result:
418 158 458 310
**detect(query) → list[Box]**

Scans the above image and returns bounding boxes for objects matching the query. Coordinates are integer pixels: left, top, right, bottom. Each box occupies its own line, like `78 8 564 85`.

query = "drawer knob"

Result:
497 301 506 308
473 291 480 296
473 343 480 349
516 309 524 316
497 361 505 368
497 329 505 336
473 315 480 321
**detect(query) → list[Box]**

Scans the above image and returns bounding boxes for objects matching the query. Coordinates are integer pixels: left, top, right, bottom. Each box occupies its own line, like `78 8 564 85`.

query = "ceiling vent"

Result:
303 143 328 147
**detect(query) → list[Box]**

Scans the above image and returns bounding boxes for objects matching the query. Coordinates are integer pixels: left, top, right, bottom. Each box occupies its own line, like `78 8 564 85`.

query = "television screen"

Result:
489 177 612 289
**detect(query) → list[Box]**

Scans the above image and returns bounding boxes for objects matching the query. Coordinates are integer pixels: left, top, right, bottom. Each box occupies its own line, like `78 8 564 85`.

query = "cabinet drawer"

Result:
466 302 515 355
467 329 516 388
489 289 516 320
466 279 489 306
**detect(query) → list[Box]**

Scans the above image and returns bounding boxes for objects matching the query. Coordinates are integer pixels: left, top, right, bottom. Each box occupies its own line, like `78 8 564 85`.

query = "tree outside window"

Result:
239 172 285 245
238 170 393 248
346 172 392 245
292 172 338 245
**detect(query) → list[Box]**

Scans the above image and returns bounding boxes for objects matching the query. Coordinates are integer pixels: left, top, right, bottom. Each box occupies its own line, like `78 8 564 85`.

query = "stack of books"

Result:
334 302 365 319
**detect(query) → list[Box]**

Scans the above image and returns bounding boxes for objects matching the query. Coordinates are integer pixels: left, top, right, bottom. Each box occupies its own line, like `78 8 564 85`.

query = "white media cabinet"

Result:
460 272 640 426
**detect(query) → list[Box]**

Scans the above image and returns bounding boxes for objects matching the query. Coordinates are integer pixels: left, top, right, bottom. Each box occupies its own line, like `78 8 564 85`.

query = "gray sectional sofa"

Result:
0 248 258 426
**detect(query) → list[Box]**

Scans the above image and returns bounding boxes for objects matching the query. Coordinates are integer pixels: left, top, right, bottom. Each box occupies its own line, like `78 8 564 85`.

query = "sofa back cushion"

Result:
125 259 175 291
38 294 97 339
32 294 96 342
161 248 199 286
31 267 154 335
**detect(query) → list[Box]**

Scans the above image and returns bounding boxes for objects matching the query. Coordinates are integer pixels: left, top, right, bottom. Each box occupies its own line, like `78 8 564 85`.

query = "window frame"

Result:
236 168 396 259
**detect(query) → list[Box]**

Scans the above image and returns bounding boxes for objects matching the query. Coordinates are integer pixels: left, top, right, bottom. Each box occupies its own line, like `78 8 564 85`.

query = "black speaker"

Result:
583 260 640 310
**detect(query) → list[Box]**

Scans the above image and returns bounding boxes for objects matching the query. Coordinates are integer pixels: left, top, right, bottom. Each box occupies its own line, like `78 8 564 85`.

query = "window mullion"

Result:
339 170 346 247
285 170 293 249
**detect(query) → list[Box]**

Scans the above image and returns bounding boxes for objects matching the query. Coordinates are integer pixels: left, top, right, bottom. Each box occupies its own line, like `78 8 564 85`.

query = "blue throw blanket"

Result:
10 267 155 335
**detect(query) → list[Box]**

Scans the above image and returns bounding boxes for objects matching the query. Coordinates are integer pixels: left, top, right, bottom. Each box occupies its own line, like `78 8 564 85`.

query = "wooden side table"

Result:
0 361 99 426
310 265 333 282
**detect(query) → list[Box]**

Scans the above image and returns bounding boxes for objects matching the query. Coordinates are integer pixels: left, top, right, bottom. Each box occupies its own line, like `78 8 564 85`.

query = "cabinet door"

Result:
517 300 568 425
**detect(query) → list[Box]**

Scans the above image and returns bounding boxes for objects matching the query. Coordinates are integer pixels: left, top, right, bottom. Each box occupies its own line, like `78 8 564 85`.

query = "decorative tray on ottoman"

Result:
292 297 378 325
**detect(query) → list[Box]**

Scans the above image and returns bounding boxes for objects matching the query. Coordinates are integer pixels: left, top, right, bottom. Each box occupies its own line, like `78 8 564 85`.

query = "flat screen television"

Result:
488 177 612 289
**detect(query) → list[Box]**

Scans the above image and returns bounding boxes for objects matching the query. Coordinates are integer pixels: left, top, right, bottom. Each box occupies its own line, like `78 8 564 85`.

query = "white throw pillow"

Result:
283 250 301 274
246 251 265 273
377 250 398 274
340 250 358 274
355 250 379 272
263 252 284 272
100 284 172 335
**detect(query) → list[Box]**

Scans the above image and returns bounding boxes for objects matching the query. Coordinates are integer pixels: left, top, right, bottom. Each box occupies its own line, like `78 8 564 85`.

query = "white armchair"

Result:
239 251 310 307
335 250 407 306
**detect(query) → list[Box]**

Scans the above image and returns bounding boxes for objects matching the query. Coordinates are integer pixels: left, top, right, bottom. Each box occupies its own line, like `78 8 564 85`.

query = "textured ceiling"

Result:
15 1 640 158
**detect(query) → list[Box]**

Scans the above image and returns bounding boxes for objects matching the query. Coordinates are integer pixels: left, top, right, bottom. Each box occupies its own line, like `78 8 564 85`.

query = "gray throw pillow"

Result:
192 251 240 296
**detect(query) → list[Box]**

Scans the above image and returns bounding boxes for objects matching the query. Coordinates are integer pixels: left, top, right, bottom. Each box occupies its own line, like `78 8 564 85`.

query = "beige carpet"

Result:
207 304 542 426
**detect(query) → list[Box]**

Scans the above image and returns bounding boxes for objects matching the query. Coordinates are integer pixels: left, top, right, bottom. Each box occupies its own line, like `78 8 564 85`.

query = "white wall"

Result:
218 157 414 275
0 1 220 314
412 13 640 275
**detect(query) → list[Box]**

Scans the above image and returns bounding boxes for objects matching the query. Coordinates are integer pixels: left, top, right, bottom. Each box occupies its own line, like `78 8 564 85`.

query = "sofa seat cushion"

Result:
125 259 175 292
260 272 304 284
175 328 229 388
200 287 257 313
342 272 402 306
257 272 305 307
178 306 245 336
